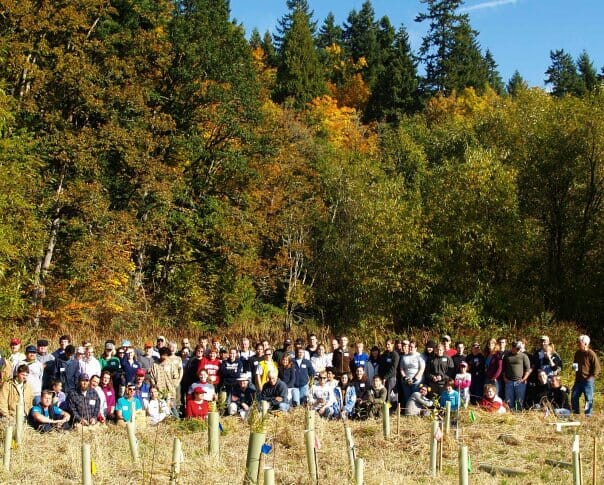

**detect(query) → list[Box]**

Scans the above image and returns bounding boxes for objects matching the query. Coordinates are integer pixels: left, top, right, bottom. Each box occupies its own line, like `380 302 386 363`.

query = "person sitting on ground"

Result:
310 371 336 419
115 383 143 425
439 378 460 413
186 385 209 419
367 375 388 419
526 368 550 409
404 384 434 417
259 369 289 413
478 383 506 414
147 385 170 425
228 373 255 418
0 364 33 419
67 374 100 427
547 375 571 417
28 390 71 432
99 371 116 420
334 372 356 419
89 374 107 423
531 336 563 378
325 367 339 391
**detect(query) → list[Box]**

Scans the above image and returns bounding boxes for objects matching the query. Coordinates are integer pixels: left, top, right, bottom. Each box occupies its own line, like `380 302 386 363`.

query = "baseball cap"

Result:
237 372 251 382
105 342 115 350
9 338 20 345
144 341 153 348
157 335 166 342
135 368 146 377
77 346 86 354
193 385 204 394
37 339 49 347
25 345 37 353
441 335 451 342
79 373 90 381
121 340 132 348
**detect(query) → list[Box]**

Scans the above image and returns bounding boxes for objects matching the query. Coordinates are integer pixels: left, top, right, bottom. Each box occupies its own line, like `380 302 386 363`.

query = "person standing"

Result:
379 339 400 408
571 335 601 417
502 341 531 411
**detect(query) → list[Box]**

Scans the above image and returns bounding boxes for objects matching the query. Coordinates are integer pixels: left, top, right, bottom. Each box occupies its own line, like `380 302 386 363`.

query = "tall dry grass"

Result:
0 406 601 484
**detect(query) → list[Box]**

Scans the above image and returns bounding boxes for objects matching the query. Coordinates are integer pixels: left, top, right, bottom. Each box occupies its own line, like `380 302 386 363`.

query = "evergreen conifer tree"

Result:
545 49 583 97
506 70 528 96
274 8 326 107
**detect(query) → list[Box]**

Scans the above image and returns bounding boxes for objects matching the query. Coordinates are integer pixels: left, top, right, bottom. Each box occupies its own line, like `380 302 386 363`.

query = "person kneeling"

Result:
259 370 289 413
29 390 71 432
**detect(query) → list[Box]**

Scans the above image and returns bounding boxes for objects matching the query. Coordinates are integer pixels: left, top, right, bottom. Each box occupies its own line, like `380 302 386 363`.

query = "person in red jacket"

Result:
198 349 221 387
186 386 209 419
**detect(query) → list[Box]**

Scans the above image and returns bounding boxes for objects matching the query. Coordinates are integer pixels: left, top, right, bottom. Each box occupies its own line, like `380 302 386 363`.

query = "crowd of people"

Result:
0 331 599 432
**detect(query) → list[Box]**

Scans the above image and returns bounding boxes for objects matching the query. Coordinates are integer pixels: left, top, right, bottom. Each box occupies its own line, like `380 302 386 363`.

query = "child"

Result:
439 379 460 412
479 383 506 413
51 380 66 408
454 361 472 407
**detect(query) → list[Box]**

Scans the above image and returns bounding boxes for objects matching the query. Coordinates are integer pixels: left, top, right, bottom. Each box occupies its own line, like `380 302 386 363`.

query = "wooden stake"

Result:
593 436 598 485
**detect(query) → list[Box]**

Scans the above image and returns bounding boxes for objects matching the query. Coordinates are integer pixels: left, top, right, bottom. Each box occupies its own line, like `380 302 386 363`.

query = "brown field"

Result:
0 406 601 484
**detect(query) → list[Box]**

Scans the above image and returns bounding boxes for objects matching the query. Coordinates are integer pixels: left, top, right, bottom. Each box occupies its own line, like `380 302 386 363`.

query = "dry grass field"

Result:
0 405 601 484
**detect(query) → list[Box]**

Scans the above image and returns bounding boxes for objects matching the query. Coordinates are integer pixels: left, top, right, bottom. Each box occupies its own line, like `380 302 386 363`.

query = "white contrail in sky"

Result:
462 0 519 12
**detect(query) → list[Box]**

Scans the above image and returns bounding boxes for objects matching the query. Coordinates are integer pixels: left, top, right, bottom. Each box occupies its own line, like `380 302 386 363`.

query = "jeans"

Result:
400 381 420 410
291 384 309 407
504 380 526 411
572 379 594 416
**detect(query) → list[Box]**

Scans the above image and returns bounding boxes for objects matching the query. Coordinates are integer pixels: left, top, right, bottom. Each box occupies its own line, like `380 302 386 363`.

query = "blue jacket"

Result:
293 358 315 388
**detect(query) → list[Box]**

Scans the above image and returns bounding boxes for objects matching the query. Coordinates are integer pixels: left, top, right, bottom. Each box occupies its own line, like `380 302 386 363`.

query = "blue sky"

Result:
229 0 604 88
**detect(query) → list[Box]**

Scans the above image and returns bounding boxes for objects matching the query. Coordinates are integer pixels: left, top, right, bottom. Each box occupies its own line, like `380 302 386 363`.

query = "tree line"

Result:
0 0 603 338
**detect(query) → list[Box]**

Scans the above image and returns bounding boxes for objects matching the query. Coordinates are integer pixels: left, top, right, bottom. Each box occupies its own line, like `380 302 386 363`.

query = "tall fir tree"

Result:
576 50 598 93
365 25 419 122
273 0 316 49
316 11 343 50
545 49 583 97
484 49 505 95
506 70 528 96
274 8 326 107
444 17 489 93
415 0 465 94
342 1 389 89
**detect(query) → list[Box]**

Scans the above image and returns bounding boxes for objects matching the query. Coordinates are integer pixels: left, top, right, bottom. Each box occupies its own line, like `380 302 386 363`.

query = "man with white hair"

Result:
571 335 601 417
